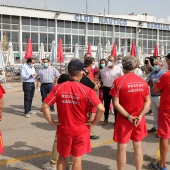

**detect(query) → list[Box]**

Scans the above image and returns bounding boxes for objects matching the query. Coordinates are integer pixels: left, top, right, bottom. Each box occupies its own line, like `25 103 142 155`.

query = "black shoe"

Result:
90 134 100 140
50 108 55 112
148 162 160 170
147 127 157 133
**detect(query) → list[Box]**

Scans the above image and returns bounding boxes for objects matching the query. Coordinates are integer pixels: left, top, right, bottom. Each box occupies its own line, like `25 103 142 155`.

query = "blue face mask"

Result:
154 65 159 71
43 63 48 68
100 63 105 68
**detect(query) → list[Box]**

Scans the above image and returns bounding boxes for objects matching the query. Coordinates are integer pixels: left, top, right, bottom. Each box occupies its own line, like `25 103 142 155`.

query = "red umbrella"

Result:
24 38 33 59
153 43 159 56
57 38 64 73
87 43 92 56
130 41 136 57
111 42 117 57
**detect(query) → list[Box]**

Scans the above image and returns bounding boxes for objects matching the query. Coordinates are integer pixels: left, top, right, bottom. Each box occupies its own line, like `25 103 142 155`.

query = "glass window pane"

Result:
57 20 64 27
88 36 93 45
48 19 55 27
48 34 55 44
88 23 93 30
12 32 19 42
2 24 10 30
126 27 131 33
79 22 85 29
79 36 85 45
72 29 78 34
72 35 78 45
48 27 55 33
22 32 30 43
39 26 47 32
115 26 119 32
94 37 99 46
65 35 71 44
31 18 38 26
79 29 85 34
65 28 71 33
31 33 38 43
72 22 78 29
12 25 19 30
11 16 19 24
22 25 30 31
2 15 10 24
31 26 39 31
120 26 125 32
94 24 100 30
13 43 19 51
57 27 64 33
40 33 47 43
3 31 11 42
107 25 112 31
57 34 64 44
22 17 30 25
153 29 157 35
32 44 38 52
65 21 71 28
132 27 136 33
39 19 47 26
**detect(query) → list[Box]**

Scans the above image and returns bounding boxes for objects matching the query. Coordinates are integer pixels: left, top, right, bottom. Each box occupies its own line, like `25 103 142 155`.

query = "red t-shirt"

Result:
87 68 95 81
156 71 170 111
110 73 150 116
44 81 101 136
0 85 5 99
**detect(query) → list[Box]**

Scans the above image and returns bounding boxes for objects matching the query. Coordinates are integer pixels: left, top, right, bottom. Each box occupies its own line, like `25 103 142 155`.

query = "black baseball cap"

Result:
165 53 170 59
68 59 84 71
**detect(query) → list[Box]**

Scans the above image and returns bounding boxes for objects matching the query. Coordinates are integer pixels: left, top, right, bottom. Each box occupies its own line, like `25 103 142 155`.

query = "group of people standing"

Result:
1 51 170 170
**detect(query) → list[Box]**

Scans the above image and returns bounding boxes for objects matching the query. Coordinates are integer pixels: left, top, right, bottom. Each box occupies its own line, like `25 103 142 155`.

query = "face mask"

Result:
100 64 105 68
107 61 113 67
154 65 159 71
118 60 122 63
91 64 95 69
43 63 48 68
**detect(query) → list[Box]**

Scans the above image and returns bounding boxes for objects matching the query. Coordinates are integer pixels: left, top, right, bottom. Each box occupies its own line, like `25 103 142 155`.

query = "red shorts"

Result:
57 131 91 158
157 110 170 139
113 114 147 143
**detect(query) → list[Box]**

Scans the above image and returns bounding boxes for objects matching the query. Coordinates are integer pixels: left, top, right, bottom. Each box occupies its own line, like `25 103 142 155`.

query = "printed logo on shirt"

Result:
127 82 144 93
61 92 80 105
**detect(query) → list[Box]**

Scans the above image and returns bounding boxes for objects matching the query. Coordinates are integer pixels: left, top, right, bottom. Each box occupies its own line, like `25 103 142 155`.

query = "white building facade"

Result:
0 5 170 61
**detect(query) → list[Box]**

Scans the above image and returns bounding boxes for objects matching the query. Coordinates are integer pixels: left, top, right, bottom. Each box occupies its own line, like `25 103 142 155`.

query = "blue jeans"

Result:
23 82 35 114
40 83 54 110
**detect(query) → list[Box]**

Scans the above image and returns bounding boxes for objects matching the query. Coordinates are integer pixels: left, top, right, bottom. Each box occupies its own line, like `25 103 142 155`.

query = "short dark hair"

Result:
42 58 50 62
84 53 91 59
84 57 94 67
27 58 35 63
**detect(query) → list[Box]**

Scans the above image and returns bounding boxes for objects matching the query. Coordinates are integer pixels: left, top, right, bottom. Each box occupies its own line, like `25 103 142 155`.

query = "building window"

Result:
31 18 38 26
48 19 55 27
39 19 47 26
57 20 64 27
11 16 19 24
22 32 30 43
22 17 30 25
2 15 10 24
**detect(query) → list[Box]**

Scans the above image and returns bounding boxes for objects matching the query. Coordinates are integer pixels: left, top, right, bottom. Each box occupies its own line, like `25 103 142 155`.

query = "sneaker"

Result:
25 113 30 118
102 119 108 125
147 127 157 133
42 161 56 170
90 134 100 140
160 167 167 170
29 111 36 114
149 162 160 170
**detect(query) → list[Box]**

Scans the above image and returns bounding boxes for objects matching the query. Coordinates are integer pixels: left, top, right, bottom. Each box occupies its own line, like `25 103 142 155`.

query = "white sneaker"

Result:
42 161 56 170
25 113 30 118
29 111 36 115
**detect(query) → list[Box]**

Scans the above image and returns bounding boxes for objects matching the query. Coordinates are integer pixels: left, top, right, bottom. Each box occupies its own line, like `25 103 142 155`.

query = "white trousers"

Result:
151 96 160 130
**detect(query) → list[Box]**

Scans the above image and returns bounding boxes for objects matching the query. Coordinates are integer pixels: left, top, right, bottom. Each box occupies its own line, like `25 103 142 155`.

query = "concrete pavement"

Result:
0 81 169 170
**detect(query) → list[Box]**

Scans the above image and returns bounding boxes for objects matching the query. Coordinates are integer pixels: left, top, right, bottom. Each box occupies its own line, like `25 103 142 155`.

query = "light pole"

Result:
86 0 88 14
108 0 110 15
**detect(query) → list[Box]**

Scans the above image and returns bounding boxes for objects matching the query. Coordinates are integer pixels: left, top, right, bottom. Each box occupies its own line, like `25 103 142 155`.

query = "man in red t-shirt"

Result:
110 55 151 170
41 58 104 170
152 53 170 170
0 84 5 155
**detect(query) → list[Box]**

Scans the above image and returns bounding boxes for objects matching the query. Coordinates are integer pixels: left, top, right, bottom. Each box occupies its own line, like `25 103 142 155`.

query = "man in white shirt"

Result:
101 56 123 125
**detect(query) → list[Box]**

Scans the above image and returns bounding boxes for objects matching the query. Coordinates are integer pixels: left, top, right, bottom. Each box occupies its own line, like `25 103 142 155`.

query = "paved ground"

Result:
0 81 169 170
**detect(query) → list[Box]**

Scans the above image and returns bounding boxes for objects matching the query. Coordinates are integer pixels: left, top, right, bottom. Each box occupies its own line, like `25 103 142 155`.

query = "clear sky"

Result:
0 0 170 23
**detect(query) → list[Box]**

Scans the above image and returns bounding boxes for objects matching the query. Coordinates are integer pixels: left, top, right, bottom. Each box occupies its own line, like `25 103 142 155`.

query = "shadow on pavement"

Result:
0 141 50 169
31 122 56 131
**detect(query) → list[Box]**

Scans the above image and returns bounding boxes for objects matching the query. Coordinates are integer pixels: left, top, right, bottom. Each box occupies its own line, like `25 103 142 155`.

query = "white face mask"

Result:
91 64 95 69
118 60 122 63
107 61 113 67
